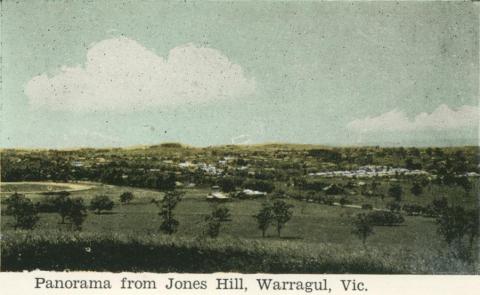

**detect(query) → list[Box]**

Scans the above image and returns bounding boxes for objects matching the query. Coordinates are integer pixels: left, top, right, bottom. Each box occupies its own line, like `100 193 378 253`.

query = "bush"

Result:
386 201 401 212
361 204 373 210
388 184 403 202
65 198 88 230
323 196 335 206
402 204 424 216
352 213 374 245
339 197 351 207
436 206 479 261
367 211 405 226
243 179 275 193
4 193 39 230
89 195 114 214
119 192 134 205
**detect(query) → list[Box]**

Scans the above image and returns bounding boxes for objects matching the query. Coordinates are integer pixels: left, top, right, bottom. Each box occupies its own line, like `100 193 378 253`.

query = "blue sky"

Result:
1 1 478 148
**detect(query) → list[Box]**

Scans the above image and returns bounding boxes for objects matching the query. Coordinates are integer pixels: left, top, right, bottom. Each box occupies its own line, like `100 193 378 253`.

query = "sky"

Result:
1 0 478 148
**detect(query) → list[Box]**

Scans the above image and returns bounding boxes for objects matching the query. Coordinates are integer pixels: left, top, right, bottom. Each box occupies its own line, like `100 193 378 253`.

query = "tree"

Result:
431 197 448 216
52 191 72 223
272 200 294 237
339 196 350 207
65 198 87 230
456 176 472 196
410 182 423 197
388 184 403 202
158 190 184 235
89 195 114 214
386 201 401 212
218 177 238 193
204 206 231 238
204 216 221 238
436 206 479 260
4 193 39 230
352 213 374 246
254 202 274 238
120 191 134 205
210 206 231 222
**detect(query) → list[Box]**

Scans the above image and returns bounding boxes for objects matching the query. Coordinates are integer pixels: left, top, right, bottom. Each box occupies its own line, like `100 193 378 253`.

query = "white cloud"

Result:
346 104 479 133
25 37 255 111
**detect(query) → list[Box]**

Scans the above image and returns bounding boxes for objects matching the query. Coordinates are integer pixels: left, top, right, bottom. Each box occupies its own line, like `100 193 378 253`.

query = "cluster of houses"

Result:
309 165 429 178
206 186 267 201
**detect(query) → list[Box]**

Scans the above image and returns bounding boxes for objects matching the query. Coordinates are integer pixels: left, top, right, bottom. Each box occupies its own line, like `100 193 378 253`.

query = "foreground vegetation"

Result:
1 144 478 273
1 230 476 274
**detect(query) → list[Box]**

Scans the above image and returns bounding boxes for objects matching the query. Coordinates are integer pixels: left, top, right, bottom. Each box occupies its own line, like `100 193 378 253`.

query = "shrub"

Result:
339 197 351 207
361 204 373 210
65 198 88 231
386 201 401 212
411 182 423 196
402 204 424 216
119 192 134 205
323 196 335 206
388 184 403 202
436 206 478 261
367 211 405 226
352 213 374 245
4 193 39 230
431 197 448 216
243 179 275 193
204 206 231 238
89 195 114 214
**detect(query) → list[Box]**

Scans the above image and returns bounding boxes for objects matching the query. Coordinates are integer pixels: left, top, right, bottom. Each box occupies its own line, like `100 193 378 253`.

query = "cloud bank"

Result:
25 37 255 111
346 104 479 133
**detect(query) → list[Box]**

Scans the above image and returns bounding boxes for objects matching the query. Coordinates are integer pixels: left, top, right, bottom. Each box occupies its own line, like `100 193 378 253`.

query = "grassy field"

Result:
0 181 94 194
1 182 477 273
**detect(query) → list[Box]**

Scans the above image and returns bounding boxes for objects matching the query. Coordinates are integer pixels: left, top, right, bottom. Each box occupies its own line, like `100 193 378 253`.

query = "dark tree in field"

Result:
388 184 403 202
371 179 380 195
431 197 449 216
436 206 479 260
272 200 294 237
210 206 231 222
254 202 274 238
158 190 184 235
120 191 134 205
456 176 472 196
410 182 423 197
218 177 237 193
204 206 230 238
65 198 87 230
52 191 72 223
339 197 350 207
204 216 221 238
352 213 374 246
4 193 39 230
89 195 114 214
386 201 401 212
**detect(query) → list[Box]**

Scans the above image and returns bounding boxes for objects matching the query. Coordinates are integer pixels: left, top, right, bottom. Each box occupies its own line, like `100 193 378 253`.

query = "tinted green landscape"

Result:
1 144 478 273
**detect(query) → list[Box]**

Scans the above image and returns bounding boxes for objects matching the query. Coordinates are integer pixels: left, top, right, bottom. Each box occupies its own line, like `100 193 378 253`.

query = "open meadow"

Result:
1 145 478 273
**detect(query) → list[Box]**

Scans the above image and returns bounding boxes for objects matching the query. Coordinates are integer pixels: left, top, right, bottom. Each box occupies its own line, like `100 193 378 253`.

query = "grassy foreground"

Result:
1 230 475 274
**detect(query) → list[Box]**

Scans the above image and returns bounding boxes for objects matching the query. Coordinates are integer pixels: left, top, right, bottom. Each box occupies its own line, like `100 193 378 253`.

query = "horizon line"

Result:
1 141 478 152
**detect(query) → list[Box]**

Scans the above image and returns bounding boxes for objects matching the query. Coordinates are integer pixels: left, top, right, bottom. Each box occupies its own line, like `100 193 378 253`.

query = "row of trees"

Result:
351 200 478 262
152 191 296 238
3 192 135 230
